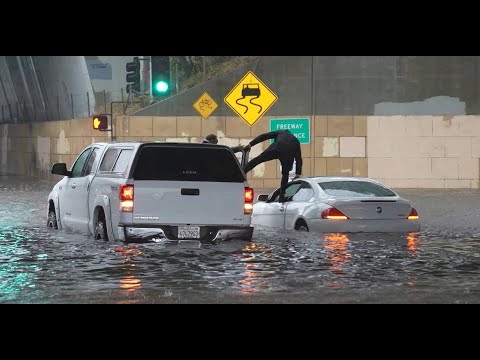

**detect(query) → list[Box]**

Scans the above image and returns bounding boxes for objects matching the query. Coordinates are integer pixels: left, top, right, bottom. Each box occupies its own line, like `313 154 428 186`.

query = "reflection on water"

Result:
119 277 141 291
322 233 352 289
115 245 143 296
406 232 420 257
238 243 273 294
323 233 351 274
2 176 480 303
0 226 42 302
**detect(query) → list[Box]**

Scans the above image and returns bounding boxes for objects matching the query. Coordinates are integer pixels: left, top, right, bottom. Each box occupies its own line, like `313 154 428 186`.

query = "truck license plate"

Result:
178 226 200 239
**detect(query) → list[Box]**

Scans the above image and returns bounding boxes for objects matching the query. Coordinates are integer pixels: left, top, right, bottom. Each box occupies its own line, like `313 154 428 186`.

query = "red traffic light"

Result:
93 115 108 130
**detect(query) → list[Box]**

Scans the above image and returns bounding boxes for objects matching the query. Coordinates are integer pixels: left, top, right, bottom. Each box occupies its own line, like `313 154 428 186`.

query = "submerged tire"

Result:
94 220 108 241
47 210 58 230
295 220 309 232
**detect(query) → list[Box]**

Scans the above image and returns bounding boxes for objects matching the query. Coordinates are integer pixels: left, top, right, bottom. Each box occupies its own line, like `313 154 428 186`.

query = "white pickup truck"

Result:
47 141 254 243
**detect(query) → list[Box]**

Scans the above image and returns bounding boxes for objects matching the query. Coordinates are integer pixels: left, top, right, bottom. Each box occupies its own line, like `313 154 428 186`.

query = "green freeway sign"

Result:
269 118 310 144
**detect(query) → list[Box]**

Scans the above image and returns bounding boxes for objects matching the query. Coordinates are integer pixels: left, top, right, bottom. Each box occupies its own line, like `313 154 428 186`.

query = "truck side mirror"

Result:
51 163 72 177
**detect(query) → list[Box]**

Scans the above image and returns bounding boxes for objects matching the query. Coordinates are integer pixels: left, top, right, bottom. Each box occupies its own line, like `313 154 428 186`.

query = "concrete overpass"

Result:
2 56 480 189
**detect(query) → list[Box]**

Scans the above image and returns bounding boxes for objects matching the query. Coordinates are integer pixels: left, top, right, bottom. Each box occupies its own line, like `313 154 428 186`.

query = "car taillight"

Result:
321 207 348 220
244 187 254 214
120 185 134 212
407 207 419 220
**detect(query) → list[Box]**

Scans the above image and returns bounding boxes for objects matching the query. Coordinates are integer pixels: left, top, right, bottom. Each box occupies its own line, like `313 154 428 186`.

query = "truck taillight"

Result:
244 187 254 214
120 185 134 212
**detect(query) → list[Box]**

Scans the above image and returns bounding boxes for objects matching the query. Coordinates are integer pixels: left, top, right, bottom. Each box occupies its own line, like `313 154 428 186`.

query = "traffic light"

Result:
92 115 108 130
126 57 140 94
151 56 171 96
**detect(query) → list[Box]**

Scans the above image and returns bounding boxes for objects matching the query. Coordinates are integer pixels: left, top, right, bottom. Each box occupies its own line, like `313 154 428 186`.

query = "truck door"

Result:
62 147 101 233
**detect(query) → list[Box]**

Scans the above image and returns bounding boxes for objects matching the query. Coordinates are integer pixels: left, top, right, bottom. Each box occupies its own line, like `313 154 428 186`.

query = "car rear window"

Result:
318 181 396 197
133 146 245 182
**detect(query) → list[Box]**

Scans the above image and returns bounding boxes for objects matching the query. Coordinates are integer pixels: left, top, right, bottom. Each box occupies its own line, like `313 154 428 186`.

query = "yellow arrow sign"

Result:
224 71 278 127
193 92 218 119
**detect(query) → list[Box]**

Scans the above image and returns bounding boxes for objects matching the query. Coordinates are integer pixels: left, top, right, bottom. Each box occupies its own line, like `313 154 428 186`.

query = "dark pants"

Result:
244 149 293 201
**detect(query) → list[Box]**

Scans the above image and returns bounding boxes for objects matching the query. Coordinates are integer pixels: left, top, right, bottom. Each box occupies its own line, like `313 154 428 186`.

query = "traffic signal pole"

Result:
91 56 153 142
126 57 150 96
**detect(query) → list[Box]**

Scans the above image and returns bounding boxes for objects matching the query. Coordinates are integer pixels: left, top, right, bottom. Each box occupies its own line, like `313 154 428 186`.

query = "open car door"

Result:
241 149 249 171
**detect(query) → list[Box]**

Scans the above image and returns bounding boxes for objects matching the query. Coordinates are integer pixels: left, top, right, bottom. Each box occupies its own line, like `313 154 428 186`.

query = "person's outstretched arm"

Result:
249 131 280 147
244 131 281 151
230 145 244 153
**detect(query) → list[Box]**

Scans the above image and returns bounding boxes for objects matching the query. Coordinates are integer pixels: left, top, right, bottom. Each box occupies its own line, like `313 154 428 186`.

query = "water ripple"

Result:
2 177 480 303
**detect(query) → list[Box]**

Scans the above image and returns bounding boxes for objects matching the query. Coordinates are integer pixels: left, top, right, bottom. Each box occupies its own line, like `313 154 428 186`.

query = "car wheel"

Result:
47 210 58 230
295 220 309 232
94 220 109 241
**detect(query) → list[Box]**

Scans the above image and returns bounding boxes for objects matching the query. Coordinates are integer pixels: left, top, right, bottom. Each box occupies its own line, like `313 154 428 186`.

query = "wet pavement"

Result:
1 174 480 303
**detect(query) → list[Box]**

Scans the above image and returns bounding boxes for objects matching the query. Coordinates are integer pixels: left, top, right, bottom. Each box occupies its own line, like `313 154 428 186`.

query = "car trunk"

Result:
323 198 412 220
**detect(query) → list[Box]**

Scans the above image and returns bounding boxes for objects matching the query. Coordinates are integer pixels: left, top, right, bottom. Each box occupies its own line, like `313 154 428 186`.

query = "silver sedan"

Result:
252 177 420 233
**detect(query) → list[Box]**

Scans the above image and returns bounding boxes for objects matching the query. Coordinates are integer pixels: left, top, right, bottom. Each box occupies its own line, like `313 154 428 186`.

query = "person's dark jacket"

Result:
248 130 303 175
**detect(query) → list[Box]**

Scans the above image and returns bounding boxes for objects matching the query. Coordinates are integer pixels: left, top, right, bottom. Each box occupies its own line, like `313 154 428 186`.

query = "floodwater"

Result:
1 175 480 304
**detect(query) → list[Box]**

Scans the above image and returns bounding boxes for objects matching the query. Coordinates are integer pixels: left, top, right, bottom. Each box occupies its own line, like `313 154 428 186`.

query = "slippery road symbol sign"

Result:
224 71 278 126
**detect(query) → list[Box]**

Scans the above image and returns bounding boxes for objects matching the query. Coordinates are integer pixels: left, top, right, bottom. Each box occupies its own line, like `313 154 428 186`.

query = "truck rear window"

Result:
133 146 246 182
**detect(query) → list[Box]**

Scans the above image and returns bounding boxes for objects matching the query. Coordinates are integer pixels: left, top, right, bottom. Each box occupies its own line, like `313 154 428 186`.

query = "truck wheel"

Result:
47 210 58 230
94 220 108 241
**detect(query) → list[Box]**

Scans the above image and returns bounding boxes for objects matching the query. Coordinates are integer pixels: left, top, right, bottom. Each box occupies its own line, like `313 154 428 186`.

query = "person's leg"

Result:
278 157 294 202
278 171 290 202
244 149 278 173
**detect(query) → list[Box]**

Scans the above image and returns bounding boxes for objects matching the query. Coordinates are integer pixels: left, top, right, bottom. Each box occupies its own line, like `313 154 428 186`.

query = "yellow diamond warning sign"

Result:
224 71 278 126
193 92 218 119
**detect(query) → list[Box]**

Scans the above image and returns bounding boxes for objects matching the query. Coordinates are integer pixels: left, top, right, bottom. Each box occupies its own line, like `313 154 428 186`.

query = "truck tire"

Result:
94 220 108 241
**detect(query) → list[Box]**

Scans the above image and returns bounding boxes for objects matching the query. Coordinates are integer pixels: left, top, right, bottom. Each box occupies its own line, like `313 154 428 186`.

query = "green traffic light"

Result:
155 80 169 94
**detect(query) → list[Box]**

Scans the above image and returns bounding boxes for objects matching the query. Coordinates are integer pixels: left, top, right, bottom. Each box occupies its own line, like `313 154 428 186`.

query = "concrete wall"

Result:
4 56 477 124
368 115 480 188
2 114 480 189
0 56 95 123
134 56 480 117
0 119 108 177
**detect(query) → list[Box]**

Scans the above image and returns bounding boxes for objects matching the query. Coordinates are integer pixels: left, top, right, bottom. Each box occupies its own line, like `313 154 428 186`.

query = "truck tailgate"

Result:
133 180 246 225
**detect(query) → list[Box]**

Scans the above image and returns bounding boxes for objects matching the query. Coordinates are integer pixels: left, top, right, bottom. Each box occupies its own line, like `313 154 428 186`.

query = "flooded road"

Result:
1 175 480 303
